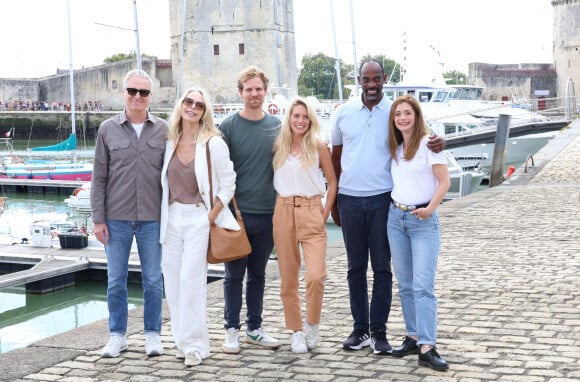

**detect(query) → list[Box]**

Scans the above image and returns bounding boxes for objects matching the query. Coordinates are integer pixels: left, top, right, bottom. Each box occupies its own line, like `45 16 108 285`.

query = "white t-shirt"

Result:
273 153 326 197
391 136 447 205
132 122 144 139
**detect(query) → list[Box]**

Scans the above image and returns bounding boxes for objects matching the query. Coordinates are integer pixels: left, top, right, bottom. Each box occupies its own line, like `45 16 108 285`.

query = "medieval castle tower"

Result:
552 0 580 98
168 0 297 103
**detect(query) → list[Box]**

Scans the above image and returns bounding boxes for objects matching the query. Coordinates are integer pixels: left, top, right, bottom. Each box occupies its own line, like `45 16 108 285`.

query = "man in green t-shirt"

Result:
218 66 282 354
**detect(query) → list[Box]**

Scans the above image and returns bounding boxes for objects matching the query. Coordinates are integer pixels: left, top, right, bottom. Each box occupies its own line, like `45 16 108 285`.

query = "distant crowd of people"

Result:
0 100 104 112
92 63 451 371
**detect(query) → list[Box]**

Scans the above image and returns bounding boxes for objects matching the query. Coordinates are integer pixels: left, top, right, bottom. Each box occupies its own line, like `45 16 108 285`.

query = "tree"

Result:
443 70 467 85
103 52 153 64
297 53 338 99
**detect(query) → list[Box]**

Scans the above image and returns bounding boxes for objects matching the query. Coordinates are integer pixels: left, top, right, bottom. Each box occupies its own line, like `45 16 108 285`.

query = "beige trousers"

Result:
273 195 327 332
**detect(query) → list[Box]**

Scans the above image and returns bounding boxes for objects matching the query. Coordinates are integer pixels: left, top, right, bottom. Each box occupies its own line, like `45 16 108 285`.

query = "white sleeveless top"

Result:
274 153 326 197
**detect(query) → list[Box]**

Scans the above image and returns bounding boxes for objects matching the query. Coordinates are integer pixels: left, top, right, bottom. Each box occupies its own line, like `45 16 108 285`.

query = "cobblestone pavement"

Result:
1 120 579 381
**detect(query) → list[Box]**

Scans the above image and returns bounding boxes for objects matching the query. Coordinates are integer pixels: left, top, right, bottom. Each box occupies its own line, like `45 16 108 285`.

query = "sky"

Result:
0 0 554 79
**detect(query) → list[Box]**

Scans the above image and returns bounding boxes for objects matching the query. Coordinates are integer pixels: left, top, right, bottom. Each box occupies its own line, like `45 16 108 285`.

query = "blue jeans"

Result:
337 192 392 333
223 212 274 331
387 205 440 346
105 220 163 335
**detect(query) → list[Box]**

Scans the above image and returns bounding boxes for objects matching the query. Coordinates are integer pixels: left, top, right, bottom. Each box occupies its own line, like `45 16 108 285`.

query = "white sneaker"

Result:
145 332 164 356
305 322 320 350
291 331 308 353
223 327 240 354
184 350 203 367
101 335 128 358
245 327 281 349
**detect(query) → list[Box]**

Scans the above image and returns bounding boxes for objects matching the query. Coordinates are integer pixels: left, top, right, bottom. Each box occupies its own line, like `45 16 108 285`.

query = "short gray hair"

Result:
123 69 153 89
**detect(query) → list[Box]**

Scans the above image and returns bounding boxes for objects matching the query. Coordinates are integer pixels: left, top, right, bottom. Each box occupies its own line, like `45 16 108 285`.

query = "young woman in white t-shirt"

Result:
272 97 337 353
387 95 451 371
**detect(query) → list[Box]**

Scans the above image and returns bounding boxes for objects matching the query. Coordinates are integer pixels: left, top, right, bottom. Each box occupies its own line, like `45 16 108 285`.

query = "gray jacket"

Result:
91 111 168 223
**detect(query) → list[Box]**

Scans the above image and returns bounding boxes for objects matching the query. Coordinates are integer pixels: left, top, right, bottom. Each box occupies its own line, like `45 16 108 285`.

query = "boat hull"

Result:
450 132 554 174
0 162 93 181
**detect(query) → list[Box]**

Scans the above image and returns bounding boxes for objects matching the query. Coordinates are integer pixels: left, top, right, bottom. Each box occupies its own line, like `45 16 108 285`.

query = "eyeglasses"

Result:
125 88 151 97
182 98 205 111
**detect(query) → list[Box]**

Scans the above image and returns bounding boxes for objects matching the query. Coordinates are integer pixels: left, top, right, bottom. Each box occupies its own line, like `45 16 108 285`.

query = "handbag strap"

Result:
205 140 242 214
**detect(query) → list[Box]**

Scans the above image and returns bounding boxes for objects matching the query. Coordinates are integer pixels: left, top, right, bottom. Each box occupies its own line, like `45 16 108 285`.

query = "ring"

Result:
419 218 423 220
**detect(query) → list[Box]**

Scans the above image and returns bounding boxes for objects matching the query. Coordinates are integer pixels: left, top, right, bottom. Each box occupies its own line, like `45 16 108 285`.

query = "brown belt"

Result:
278 195 321 207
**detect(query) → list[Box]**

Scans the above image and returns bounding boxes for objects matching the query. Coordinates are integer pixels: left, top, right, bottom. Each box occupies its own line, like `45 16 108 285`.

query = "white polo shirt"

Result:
331 96 393 197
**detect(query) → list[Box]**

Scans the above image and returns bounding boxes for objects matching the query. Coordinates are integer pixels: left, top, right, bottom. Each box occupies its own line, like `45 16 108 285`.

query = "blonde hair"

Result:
388 95 429 162
273 97 321 169
167 88 221 146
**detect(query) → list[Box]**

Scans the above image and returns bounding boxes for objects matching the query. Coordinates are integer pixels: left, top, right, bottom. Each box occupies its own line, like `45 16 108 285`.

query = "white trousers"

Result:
161 202 210 357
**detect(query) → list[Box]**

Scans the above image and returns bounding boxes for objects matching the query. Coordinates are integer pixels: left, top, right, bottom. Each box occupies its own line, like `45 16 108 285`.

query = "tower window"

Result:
239 43 245 55
214 45 220 55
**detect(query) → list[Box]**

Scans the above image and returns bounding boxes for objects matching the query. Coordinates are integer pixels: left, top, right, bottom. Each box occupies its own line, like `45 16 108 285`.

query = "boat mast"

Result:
132 0 142 70
349 0 359 97
66 0 76 162
329 0 343 102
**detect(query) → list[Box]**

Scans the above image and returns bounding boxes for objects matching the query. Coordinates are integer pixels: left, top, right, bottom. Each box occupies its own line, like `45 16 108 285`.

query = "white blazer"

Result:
159 136 239 244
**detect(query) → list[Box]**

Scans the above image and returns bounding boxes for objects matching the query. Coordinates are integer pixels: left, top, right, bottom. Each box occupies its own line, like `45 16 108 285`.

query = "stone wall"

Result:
552 0 580 99
468 63 557 101
0 58 175 110
169 0 297 103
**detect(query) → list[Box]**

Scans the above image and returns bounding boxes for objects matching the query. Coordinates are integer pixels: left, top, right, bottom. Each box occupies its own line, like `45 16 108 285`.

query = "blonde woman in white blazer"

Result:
160 88 237 367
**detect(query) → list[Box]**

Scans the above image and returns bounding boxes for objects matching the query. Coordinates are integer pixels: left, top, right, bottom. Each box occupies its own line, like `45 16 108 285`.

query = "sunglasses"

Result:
125 88 151 97
182 98 206 111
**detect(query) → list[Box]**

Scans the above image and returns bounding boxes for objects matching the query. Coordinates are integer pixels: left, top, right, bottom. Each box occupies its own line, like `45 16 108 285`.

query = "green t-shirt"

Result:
219 112 281 214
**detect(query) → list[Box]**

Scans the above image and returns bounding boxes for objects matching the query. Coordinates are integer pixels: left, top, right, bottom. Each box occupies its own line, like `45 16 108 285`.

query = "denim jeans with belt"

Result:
105 219 163 335
337 192 392 333
387 204 440 346
223 212 274 331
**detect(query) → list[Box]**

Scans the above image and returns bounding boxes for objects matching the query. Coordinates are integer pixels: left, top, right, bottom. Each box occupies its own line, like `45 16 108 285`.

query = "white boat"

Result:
64 181 91 213
448 84 549 126
346 82 556 175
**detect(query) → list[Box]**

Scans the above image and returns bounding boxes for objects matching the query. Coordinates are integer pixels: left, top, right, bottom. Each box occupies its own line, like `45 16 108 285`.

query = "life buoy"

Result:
267 103 279 114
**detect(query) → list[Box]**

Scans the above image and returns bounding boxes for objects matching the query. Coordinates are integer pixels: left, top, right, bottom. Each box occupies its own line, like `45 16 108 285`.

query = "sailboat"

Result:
0 0 92 182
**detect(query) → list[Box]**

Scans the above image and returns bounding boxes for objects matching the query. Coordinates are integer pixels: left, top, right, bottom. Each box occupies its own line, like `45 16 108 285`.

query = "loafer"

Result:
392 336 419 358
418 347 449 371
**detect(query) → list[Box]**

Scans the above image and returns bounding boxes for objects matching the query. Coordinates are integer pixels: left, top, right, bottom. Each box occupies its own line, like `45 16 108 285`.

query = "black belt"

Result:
392 200 429 211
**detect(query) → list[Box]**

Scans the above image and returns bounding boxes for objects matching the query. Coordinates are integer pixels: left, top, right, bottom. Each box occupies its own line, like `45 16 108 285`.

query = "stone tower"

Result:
552 0 580 98
168 0 297 103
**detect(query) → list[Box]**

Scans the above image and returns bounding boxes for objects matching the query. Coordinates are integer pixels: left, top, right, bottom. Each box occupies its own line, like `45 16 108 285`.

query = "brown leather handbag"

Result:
206 141 251 264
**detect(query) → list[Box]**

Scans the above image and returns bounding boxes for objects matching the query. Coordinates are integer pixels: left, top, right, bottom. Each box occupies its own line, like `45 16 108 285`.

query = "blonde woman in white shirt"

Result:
272 97 337 353
387 95 450 371
160 88 237 367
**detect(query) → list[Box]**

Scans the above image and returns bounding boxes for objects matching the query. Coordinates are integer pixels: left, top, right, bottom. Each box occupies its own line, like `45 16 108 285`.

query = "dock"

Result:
0 178 84 195
0 241 225 292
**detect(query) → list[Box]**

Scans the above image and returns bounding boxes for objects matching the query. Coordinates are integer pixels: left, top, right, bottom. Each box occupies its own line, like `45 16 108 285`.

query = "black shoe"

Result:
370 330 392 355
342 329 371 350
418 347 449 371
392 336 419 358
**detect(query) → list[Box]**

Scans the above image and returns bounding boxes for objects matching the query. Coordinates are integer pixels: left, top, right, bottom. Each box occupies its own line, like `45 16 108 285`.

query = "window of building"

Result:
112 80 118 89
214 45 220 55
239 43 245 55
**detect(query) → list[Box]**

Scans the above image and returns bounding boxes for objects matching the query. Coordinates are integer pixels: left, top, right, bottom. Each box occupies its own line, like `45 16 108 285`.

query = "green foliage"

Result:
443 70 467 85
297 53 355 100
103 52 153 64
297 53 403 99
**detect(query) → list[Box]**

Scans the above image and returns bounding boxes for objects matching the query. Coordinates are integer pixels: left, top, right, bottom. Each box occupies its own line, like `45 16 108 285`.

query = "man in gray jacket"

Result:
91 69 168 358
